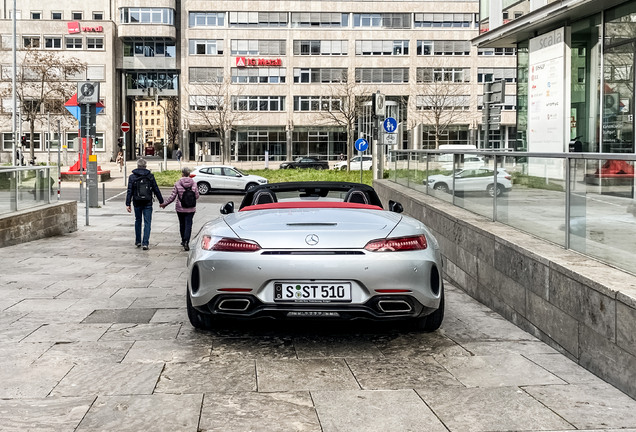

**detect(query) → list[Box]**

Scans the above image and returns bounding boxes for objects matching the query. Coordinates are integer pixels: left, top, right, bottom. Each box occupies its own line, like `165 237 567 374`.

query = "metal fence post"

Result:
406 154 410 189
493 156 498 222
565 156 571 250
426 153 429 195
102 183 106 206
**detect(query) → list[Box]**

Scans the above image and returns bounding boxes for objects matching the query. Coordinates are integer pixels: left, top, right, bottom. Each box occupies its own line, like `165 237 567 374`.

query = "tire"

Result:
412 287 445 332
197 182 210 195
487 184 504 197
187 287 215 330
315 165 324 170
245 183 258 192
433 183 450 194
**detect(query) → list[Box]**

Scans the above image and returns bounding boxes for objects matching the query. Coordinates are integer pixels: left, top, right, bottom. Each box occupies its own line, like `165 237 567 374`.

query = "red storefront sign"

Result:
82 26 104 32
236 57 282 67
67 21 80 34
67 22 103 34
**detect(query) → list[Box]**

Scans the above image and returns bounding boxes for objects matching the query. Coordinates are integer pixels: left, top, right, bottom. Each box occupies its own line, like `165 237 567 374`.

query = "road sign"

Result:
373 93 385 117
80 104 96 138
77 82 100 104
383 133 397 145
121 122 130 133
383 117 397 133
485 80 505 104
355 138 369 152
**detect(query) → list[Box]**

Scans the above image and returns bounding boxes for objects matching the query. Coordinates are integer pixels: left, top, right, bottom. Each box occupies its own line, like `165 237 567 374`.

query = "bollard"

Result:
102 183 105 206
79 182 83 202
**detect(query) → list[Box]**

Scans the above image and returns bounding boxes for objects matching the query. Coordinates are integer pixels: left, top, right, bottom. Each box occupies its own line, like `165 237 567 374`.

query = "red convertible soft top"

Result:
240 202 383 212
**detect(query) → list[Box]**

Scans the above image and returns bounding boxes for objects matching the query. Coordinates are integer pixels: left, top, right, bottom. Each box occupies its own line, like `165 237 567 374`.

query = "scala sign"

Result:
236 57 282 67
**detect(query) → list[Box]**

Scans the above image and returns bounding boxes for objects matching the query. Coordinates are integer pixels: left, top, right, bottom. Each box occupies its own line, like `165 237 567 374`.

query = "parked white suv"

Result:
190 165 268 195
426 168 512 197
333 156 373 171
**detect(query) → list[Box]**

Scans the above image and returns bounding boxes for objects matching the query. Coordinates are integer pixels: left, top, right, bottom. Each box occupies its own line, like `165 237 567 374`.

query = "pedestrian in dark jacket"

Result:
125 158 164 250
160 167 199 251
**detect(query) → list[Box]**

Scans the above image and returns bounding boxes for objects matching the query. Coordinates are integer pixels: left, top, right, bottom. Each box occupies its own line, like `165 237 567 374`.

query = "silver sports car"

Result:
186 182 444 331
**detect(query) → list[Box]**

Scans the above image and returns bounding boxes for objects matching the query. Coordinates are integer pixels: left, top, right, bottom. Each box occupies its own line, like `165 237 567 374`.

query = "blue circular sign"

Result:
383 117 397 133
355 138 369 152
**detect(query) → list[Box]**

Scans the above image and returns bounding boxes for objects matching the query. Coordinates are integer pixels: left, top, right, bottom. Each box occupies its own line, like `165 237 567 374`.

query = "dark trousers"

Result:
134 203 153 246
177 212 194 244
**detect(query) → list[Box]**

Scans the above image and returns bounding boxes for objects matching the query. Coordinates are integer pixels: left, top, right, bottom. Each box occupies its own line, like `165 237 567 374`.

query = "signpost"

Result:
483 80 505 149
355 138 369 183
382 117 398 145
120 121 130 133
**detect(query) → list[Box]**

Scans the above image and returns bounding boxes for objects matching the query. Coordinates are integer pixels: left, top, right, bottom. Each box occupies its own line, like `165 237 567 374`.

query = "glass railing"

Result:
0 166 58 216
388 150 636 274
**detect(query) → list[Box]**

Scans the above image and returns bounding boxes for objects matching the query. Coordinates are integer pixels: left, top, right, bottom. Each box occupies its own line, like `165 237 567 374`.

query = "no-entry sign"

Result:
120 122 130 133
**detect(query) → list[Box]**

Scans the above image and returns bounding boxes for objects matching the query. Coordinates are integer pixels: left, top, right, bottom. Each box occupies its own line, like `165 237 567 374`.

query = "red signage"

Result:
120 122 130 133
68 21 80 34
236 57 282 67
82 26 103 32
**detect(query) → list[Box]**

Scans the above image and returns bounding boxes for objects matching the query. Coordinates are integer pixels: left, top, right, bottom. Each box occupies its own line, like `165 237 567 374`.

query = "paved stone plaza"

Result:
2 184 636 431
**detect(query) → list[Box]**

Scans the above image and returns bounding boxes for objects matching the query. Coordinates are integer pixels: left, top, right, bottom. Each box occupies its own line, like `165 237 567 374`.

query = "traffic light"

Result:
21 136 26 147
372 92 386 117
117 138 123 148
94 137 99 147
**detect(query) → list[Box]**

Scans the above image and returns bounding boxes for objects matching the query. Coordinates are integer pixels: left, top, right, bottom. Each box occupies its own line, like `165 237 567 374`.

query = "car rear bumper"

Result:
192 293 438 321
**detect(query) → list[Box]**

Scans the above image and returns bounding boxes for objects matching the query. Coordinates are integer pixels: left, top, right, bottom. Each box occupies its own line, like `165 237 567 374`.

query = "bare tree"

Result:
1 48 86 160
185 79 253 164
410 68 473 149
315 72 371 170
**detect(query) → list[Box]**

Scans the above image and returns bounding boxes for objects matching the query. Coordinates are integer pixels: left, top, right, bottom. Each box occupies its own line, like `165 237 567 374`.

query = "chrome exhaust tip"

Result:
377 300 412 313
218 299 251 312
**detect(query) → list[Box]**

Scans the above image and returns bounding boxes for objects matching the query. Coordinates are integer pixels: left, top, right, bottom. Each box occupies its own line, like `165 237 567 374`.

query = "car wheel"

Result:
433 183 450 194
197 182 210 195
245 183 258 192
315 165 324 170
487 184 504 197
412 287 445 332
187 287 215 330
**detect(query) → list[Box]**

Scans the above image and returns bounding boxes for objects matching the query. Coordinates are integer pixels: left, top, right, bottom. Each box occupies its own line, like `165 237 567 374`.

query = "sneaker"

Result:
184 244 190 251
142 245 149 250
136 243 141 248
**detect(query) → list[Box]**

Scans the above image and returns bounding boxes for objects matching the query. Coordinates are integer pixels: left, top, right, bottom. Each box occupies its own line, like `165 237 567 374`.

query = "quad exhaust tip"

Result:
218 299 251 312
377 300 412 313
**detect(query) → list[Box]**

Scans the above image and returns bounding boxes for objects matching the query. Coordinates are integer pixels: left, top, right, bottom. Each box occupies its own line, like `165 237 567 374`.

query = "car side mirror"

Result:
388 200 403 213
220 201 234 214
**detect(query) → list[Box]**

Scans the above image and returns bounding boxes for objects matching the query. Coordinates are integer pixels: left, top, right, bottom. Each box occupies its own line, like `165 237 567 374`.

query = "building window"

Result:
417 40 471 55
232 96 285 111
231 40 286 56
65 37 82 49
352 13 410 29
355 40 409 56
189 12 225 27
52 11 62 20
189 95 222 110
291 13 348 28
417 95 471 110
189 67 223 83
9 10 21 19
478 47 516 55
231 68 286 84
44 37 62 49
87 37 103 49
31 12 41 19
293 40 347 56
23 36 40 48
72 12 83 20
355 68 409 83
293 96 342 112
126 72 178 90
120 8 175 25
124 39 175 57
188 39 224 55
293 68 347 83
2 133 14 151
417 67 470 83
93 12 103 20
66 133 77 150
229 12 288 27
477 68 517 83
414 13 474 28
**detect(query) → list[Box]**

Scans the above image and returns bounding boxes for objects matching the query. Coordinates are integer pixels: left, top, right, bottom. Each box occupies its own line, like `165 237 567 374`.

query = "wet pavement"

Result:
1 165 636 431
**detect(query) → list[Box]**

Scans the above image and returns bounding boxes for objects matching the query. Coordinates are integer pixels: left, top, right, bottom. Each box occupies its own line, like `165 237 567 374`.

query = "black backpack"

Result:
179 184 196 208
133 174 153 202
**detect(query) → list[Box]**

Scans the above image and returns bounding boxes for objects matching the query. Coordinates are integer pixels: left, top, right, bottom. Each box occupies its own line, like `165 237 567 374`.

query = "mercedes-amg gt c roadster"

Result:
186 182 444 331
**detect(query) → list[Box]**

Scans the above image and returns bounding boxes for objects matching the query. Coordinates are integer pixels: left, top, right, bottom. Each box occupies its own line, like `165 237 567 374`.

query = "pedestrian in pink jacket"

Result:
160 167 200 251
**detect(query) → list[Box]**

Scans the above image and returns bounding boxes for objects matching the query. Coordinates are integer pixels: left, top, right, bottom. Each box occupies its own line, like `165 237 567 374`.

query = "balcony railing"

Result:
0 166 58 216
388 150 636 275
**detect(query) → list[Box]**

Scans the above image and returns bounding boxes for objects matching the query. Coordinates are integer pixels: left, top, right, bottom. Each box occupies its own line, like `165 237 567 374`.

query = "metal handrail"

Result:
394 149 636 161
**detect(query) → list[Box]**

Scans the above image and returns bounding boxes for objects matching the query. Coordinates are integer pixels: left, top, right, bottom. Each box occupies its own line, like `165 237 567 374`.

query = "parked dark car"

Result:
279 157 329 170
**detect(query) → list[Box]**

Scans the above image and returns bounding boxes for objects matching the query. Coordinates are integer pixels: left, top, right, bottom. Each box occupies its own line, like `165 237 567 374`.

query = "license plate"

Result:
287 311 341 317
274 283 351 303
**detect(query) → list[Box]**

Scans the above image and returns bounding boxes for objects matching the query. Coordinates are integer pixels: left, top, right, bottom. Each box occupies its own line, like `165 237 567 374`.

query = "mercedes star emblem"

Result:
305 234 319 246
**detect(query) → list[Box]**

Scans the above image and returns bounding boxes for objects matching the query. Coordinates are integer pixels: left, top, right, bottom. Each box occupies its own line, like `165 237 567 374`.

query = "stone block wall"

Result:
0 201 77 248
375 180 636 398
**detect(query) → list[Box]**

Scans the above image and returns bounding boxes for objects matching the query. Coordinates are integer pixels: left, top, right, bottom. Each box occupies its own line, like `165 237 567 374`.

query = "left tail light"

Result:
364 235 427 252
201 235 261 252
189 174 196 178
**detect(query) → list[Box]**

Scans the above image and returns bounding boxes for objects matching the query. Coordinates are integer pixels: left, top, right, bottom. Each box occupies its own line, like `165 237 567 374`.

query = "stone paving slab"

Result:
2 195 636 429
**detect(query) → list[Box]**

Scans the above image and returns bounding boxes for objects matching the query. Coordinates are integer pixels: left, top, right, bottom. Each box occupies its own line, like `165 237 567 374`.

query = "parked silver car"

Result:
186 182 444 332
190 165 268 195
426 168 513 197
333 156 373 171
